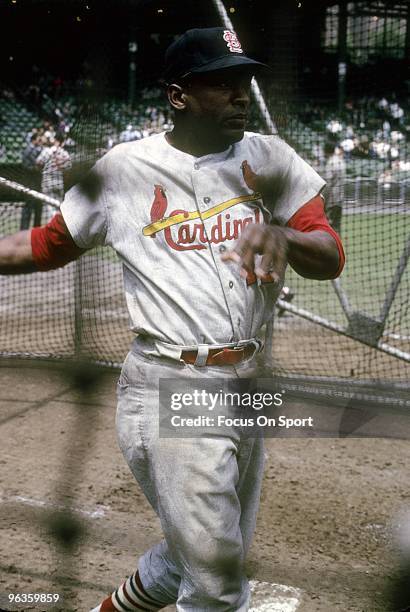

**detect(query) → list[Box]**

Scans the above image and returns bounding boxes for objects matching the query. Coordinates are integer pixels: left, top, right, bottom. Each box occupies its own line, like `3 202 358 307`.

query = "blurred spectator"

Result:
322 142 346 234
326 119 343 136
345 125 355 139
119 123 142 142
355 135 371 158
378 97 389 112
36 132 72 220
390 101 404 124
382 120 391 138
20 133 43 229
22 132 42 168
378 159 410 187
312 142 324 166
340 136 356 159
42 120 55 143
391 130 404 144
298 93 409 171
370 138 399 162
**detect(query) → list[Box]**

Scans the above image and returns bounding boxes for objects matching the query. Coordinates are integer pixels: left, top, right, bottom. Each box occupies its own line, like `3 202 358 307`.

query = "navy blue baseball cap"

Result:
163 27 270 83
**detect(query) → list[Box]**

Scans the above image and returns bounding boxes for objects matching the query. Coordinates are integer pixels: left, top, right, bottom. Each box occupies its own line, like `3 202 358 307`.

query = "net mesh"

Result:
0 1 409 393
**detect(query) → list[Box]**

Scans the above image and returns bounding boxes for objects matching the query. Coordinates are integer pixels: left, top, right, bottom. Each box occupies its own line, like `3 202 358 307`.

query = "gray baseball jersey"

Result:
60 131 325 347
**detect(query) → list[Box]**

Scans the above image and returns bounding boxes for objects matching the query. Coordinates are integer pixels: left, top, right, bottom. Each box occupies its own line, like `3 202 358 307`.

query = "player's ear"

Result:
167 83 188 110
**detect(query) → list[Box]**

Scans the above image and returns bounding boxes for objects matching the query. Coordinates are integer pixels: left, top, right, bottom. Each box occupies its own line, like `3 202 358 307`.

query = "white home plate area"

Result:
249 580 302 611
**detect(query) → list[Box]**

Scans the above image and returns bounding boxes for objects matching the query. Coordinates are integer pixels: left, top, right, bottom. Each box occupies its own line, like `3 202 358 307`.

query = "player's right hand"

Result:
222 223 289 284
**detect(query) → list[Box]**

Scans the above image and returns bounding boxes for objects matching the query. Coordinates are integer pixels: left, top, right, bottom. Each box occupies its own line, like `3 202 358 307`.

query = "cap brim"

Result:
183 55 271 78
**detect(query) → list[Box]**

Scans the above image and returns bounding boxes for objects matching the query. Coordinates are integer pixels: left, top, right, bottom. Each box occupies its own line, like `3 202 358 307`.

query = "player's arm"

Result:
280 194 343 279
0 230 36 274
223 195 345 282
280 227 340 280
0 213 86 275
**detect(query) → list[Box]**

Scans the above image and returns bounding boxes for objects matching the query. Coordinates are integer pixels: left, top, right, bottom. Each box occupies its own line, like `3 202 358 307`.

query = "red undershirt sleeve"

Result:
286 195 345 278
31 213 87 271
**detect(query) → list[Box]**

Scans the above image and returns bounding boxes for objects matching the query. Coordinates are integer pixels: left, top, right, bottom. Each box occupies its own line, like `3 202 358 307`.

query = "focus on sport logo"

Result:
223 30 243 54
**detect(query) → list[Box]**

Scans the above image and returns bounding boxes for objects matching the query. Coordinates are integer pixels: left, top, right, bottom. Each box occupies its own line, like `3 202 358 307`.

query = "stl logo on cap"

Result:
223 30 243 54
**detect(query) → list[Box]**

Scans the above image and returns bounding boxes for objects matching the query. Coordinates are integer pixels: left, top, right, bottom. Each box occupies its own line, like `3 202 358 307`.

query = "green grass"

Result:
284 211 409 333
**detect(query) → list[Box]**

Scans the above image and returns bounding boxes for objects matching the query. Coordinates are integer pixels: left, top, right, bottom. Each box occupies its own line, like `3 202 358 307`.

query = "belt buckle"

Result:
236 339 262 352
236 339 264 362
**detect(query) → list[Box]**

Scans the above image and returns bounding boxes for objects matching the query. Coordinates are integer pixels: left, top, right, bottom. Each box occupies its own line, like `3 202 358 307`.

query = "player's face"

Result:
182 67 253 145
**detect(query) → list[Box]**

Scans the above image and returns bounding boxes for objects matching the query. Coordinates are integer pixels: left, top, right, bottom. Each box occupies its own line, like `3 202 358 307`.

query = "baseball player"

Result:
36 131 72 220
0 28 344 611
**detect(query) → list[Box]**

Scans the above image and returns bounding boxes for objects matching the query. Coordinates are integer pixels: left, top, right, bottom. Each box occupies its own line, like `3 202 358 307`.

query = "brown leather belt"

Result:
181 344 257 366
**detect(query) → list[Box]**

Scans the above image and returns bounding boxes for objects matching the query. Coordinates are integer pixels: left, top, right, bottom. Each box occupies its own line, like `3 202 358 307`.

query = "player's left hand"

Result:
222 224 289 283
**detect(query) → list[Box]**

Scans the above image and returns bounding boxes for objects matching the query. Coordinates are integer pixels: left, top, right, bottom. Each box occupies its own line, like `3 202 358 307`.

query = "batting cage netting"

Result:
0 0 409 403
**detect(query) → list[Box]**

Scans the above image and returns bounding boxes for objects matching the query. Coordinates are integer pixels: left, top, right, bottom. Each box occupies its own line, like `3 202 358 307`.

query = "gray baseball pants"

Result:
116 342 264 611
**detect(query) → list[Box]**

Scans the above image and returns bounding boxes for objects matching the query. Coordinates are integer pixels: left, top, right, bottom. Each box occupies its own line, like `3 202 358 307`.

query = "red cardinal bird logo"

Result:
241 160 259 192
150 184 168 238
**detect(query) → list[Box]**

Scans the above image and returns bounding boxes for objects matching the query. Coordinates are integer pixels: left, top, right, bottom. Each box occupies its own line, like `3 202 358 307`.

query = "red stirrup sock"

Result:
98 569 167 611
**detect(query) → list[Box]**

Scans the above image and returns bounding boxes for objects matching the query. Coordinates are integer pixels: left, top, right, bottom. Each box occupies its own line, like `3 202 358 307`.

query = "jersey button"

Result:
194 162 199 170
219 245 226 253
203 196 211 204
229 281 234 289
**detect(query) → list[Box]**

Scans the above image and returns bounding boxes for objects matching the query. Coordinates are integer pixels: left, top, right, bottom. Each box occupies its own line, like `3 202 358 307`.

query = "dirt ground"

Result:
1 362 410 612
